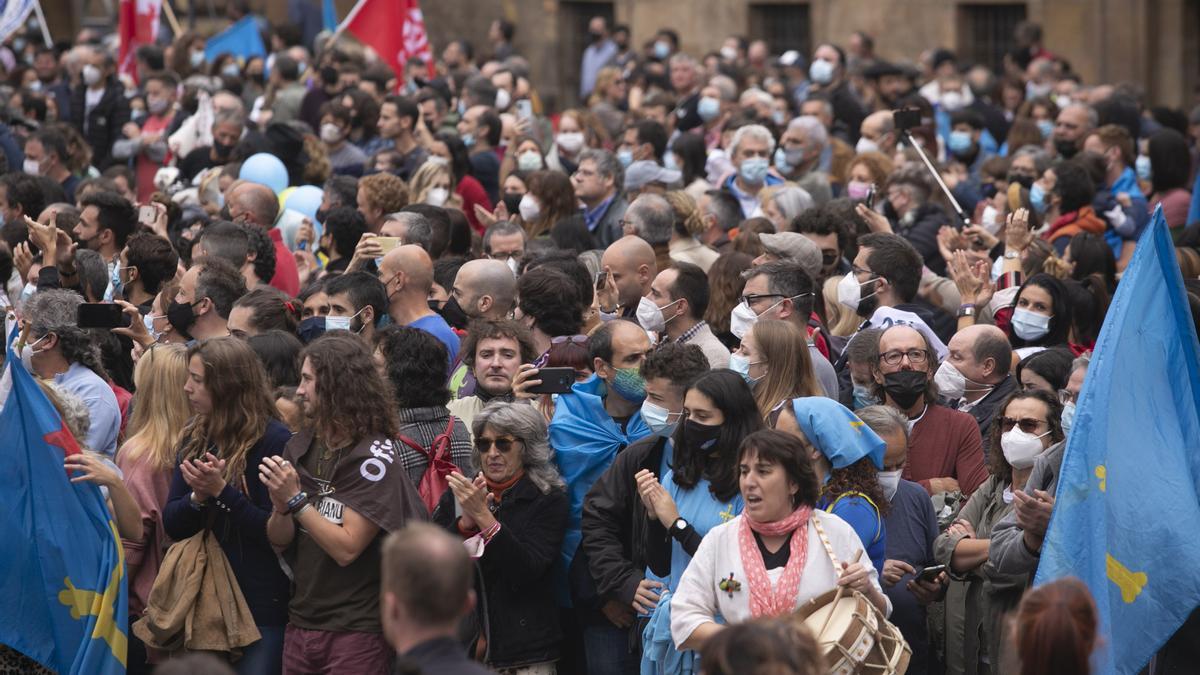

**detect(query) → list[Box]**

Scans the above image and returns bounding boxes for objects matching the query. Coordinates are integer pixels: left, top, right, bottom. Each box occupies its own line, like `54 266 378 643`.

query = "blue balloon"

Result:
285 184 324 221
240 153 289 194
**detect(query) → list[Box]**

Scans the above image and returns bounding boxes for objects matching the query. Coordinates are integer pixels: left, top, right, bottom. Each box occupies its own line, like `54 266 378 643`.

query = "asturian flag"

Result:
338 0 436 89
0 0 36 45
118 0 162 83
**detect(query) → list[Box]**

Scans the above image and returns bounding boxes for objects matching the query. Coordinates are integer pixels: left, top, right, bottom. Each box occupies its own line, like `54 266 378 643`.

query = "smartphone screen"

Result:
77 303 131 329
526 367 576 395
138 205 157 225
595 270 609 291
376 237 403 255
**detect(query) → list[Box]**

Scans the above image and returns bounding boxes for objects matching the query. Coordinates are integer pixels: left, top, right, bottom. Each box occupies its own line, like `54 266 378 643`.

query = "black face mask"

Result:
589 30 605 43
167 299 197 337
1007 172 1035 189
682 419 722 454
1055 138 1080 159
213 140 235 158
883 370 928 409
297 316 326 344
315 207 329 223
502 193 523 215
438 295 471 330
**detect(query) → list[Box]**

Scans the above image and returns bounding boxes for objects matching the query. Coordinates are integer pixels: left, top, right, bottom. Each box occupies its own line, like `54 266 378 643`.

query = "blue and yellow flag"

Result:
1035 208 1200 674
0 343 128 674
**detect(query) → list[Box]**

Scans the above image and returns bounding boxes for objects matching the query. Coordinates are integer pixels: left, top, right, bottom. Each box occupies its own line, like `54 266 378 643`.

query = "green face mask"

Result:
609 365 646 403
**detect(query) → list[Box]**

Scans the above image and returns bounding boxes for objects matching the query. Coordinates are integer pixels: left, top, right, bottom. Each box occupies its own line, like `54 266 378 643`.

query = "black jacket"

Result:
70 81 130 169
433 475 567 669
964 373 1018 441
580 436 668 607
889 201 952 277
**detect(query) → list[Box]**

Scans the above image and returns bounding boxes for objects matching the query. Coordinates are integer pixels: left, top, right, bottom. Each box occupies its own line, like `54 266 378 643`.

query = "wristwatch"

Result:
670 517 690 540
957 304 976 318
1003 248 1021 260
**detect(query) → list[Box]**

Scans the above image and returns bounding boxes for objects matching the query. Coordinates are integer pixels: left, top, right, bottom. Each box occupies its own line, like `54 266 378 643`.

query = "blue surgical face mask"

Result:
143 312 163 341
852 383 880 410
462 133 475 148
1036 119 1055 140
663 152 679 172
809 58 835 85
739 157 771 186
697 96 721 123
640 400 682 438
1011 307 1052 342
1029 182 1048 214
653 41 671 60
1060 401 1075 434
1135 155 1152 182
728 353 764 385
617 148 634 167
948 130 974 156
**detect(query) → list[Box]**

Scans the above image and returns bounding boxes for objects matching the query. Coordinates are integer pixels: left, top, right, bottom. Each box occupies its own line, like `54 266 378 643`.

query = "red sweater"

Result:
903 404 989 496
268 227 300 297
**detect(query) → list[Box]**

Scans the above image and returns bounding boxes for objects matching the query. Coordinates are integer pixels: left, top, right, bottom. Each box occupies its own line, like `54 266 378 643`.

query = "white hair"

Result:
739 88 773 107
786 116 828 150
729 124 776 157
771 186 815 221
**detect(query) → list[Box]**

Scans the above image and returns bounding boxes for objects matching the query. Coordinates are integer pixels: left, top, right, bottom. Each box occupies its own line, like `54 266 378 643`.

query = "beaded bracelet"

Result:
285 491 309 514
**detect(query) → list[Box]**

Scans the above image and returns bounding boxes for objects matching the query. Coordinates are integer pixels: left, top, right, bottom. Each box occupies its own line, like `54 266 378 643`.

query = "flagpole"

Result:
161 0 183 37
32 0 53 48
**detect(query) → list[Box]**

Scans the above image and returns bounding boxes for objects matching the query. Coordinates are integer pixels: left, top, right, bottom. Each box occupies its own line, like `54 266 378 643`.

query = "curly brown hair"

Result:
986 389 1064 482
704 251 754 335
359 172 410 215
823 456 891 515
301 332 398 444
179 337 278 484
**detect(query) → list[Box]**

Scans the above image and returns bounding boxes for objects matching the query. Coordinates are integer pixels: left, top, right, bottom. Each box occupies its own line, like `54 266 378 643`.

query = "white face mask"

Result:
1060 401 1076 434
877 469 902 501
728 295 798 340
505 256 520 276
23 159 40 175
494 88 512 111
21 335 47 373
837 271 877 311
638 297 682 334
934 361 994 401
319 123 342 144
855 137 879 154
980 205 1002 235
556 132 585 154
517 150 543 172
1000 427 1050 469
518 194 541 222
1011 308 1052 342
426 187 450 206
82 64 102 86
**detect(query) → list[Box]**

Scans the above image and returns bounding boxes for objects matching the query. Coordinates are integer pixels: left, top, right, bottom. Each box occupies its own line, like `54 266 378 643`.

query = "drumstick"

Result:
816 549 865 639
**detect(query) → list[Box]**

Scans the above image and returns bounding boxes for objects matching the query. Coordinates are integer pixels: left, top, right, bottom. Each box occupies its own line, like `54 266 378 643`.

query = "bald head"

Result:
380 244 433 296
229 182 280 229
454 259 517 319
601 235 658 308
949 324 1012 383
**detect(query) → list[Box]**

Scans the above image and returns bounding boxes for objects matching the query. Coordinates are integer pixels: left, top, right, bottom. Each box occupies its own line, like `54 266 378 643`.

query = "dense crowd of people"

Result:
2 7 1199 675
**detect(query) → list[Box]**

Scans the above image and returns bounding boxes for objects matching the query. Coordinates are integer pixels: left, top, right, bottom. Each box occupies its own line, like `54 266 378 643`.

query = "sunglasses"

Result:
999 416 1048 434
474 436 521 454
552 335 588 346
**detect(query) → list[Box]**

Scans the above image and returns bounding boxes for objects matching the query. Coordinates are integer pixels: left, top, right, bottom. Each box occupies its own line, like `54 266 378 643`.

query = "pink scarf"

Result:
738 506 813 618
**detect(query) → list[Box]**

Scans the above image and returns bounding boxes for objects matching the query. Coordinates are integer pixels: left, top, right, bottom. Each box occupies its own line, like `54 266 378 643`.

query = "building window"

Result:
959 4 1028 72
749 3 811 57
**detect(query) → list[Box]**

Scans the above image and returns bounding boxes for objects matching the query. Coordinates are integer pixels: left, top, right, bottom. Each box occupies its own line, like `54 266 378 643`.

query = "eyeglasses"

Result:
739 293 785 307
474 436 521 454
1058 389 1078 405
999 417 1048 434
880 349 929 366
551 335 588 345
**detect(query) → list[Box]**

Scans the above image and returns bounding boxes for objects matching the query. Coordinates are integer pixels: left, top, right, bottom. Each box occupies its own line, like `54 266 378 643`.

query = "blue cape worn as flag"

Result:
1035 208 1200 675
0 342 128 674
205 16 266 65
549 375 649 603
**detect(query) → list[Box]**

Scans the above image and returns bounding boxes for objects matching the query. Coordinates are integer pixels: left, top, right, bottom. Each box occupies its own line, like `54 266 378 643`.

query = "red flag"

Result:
340 0 436 90
118 0 162 84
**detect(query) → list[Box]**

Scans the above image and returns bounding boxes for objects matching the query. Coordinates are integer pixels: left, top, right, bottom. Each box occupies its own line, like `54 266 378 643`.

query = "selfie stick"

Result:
898 126 971 229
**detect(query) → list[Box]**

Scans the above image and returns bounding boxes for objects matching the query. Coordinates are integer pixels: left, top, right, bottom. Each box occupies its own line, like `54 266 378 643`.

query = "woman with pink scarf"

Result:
669 429 890 651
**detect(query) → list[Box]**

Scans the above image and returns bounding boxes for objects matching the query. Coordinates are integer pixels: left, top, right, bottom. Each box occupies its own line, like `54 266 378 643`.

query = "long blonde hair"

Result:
822 276 862 337
409 159 454 204
121 344 192 472
178 338 278 483
749 320 823 419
